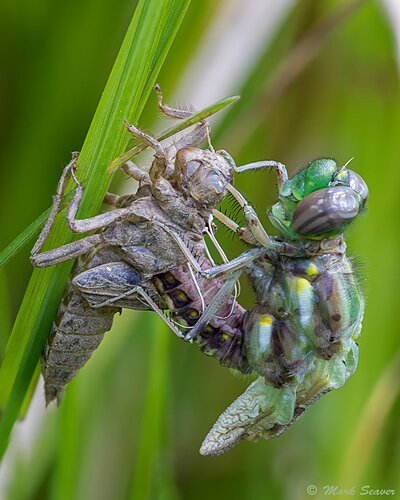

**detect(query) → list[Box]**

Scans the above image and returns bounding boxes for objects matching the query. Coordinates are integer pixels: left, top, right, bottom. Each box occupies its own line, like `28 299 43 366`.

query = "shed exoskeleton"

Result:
31 88 285 406
30 90 240 404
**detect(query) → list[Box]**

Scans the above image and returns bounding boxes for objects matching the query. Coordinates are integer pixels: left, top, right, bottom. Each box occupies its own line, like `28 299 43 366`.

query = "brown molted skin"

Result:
41 126 246 405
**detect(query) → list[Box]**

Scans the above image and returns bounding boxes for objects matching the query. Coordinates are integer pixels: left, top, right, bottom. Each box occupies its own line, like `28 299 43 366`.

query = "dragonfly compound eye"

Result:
347 169 368 201
292 186 361 236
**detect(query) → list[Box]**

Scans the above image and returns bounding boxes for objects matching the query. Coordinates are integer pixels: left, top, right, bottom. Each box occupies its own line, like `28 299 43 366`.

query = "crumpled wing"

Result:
200 341 359 456
200 377 295 456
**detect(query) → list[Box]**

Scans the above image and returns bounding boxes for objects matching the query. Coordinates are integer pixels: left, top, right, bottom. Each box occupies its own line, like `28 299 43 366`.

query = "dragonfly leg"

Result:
151 220 264 280
126 86 212 181
103 192 121 206
72 260 188 340
153 84 194 119
121 160 150 183
234 160 288 190
65 169 134 233
203 216 242 310
126 285 189 341
151 220 206 274
30 158 137 266
123 117 208 177
31 234 103 268
212 209 259 245
124 120 176 182
104 165 148 206
124 120 165 157
219 159 287 247
30 152 110 267
154 84 213 160
96 284 187 341
184 270 242 341
30 152 79 257
226 183 273 247
202 247 268 280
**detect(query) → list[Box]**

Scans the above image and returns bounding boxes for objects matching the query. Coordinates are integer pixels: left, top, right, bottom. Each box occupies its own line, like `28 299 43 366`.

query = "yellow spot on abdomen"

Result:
306 263 319 277
297 277 312 294
260 314 273 326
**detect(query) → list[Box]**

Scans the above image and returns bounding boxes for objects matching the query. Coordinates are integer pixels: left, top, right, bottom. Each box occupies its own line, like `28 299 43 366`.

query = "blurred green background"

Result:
1 0 400 499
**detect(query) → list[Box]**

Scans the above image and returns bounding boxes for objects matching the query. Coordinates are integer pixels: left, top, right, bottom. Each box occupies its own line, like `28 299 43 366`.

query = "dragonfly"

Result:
181 157 368 455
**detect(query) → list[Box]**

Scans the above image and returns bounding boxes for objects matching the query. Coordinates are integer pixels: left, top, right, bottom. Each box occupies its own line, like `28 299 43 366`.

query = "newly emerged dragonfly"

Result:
189 158 368 455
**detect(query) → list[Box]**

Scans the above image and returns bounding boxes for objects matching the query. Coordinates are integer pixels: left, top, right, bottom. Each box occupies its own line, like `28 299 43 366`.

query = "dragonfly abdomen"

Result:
153 265 249 373
244 253 364 385
42 281 119 405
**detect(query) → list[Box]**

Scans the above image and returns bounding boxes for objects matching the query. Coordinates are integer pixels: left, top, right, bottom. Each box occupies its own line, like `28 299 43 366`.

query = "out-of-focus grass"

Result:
0 270 10 357
5 414 58 500
129 319 172 500
1 0 399 499
0 212 49 271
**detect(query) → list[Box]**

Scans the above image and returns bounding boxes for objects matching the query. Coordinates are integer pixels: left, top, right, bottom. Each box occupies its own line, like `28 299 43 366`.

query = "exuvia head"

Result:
174 147 234 206
268 158 368 240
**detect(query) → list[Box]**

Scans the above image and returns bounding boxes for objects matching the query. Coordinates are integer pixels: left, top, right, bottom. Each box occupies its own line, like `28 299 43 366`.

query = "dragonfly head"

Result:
174 147 234 207
268 158 368 240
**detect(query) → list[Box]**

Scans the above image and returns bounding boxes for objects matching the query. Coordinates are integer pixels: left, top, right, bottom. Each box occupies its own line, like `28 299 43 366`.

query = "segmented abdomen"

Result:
244 253 363 387
153 263 249 373
42 282 119 405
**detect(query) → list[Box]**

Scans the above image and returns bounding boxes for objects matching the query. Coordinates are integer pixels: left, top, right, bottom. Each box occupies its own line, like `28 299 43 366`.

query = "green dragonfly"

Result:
186 157 368 455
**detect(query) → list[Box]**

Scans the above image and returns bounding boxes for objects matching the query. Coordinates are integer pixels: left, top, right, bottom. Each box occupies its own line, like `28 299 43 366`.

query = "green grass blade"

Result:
129 319 171 500
0 270 11 357
339 351 400 486
50 383 79 500
0 0 192 460
0 211 48 271
108 95 240 172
